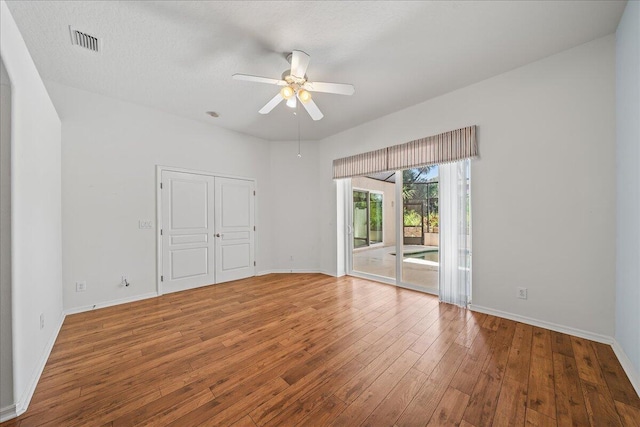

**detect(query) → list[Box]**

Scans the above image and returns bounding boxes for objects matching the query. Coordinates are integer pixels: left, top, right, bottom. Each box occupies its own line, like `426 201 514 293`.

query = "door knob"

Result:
215 233 221 237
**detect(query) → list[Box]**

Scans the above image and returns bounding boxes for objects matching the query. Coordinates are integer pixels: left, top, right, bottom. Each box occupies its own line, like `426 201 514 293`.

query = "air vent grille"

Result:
69 26 101 53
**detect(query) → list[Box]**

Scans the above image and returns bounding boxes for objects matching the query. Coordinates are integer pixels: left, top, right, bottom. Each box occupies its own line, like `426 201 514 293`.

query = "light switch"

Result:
138 220 153 229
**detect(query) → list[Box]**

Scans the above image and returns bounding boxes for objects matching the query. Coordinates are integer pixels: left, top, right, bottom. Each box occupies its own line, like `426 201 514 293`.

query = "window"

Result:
369 193 383 245
352 189 384 249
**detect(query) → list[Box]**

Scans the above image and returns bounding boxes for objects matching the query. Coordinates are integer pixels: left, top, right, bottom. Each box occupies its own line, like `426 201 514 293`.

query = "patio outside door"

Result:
350 180 396 282
348 167 440 294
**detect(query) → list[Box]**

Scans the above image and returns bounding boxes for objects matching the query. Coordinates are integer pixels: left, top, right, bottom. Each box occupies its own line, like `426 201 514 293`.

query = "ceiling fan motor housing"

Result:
282 70 307 85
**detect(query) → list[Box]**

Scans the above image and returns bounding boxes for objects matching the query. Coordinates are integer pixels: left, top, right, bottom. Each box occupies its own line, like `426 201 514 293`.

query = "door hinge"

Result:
161 275 164 282
253 190 256 196
160 182 163 189
254 261 256 266
160 229 163 235
253 226 256 231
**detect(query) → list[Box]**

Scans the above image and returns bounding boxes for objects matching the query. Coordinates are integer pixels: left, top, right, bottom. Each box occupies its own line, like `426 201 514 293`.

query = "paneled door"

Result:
160 169 255 293
161 170 215 294
214 177 255 283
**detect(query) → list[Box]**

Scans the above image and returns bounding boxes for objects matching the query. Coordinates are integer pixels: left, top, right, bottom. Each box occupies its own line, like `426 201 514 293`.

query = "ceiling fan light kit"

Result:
280 86 295 100
298 89 311 103
233 50 355 121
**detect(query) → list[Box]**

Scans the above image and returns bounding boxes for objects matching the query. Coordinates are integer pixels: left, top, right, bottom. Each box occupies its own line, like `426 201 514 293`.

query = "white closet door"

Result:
161 170 215 293
214 177 255 283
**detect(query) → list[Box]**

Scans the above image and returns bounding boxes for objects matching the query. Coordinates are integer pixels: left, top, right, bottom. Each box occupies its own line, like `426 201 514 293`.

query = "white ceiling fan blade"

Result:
233 73 287 86
259 93 285 114
299 95 324 121
303 81 355 96
290 50 310 78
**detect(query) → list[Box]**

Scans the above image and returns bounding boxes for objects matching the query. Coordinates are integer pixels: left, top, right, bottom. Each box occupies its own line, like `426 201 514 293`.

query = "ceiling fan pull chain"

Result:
297 104 302 158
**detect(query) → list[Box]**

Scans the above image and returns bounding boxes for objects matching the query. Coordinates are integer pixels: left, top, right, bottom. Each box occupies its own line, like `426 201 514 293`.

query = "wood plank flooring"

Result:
2 274 638 426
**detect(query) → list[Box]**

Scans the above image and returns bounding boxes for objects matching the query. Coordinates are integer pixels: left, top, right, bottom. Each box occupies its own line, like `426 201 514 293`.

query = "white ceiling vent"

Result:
69 26 101 53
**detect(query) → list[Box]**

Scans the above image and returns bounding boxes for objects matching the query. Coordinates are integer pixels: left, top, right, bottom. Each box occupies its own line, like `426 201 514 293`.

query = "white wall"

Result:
0 60 13 412
0 0 63 416
46 82 273 311
615 0 640 384
267 140 321 273
318 35 616 338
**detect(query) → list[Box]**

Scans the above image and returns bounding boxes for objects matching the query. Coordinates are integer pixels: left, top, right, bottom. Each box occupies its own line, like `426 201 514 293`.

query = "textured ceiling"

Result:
5 1 626 141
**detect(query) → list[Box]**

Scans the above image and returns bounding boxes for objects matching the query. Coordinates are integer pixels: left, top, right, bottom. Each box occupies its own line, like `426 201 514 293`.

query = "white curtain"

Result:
438 159 471 307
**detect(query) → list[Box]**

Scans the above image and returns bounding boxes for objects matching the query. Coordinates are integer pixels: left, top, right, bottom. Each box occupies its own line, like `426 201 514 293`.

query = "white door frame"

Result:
156 165 257 295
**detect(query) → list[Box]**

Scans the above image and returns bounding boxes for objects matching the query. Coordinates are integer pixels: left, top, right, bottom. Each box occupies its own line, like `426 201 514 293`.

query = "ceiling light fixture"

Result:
281 84 312 107
298 89 311 103
280 86 294 100
233 50 351 120
286 95 297 109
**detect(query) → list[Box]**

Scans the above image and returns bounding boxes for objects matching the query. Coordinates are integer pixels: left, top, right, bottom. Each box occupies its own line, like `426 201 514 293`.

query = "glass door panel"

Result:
401 167 439 293
351 177 396 281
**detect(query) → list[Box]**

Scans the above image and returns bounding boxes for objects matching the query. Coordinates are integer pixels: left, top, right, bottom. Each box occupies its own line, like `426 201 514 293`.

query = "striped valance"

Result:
388 126 477 170
331 147 388 180
332 125 477 179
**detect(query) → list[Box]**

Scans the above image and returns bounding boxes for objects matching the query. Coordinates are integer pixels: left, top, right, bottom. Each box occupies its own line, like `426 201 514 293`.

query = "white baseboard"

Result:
0 404 17 423
13 310 66 418
256 269 325 276
612 339 640 397
64 292 158 315
469 304 614 345
320 269 339 277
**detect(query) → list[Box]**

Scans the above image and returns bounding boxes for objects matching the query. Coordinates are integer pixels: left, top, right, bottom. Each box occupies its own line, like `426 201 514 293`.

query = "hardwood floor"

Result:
2 274 638 426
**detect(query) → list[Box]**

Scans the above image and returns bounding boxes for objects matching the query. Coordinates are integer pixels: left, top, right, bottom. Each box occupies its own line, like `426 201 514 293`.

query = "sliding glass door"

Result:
350 177 396 281
401 166 439 294
348 165 450 296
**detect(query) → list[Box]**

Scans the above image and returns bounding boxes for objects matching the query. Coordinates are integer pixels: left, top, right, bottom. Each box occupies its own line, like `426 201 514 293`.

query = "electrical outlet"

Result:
76 281 87 292
517 287 528 300
138 220 153 229
40 313 45 329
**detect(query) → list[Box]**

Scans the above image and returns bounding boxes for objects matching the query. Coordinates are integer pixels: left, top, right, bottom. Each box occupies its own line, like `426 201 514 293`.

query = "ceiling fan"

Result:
232 50 355 121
